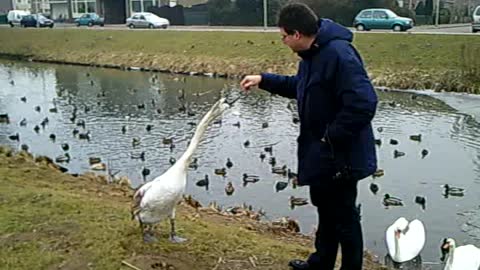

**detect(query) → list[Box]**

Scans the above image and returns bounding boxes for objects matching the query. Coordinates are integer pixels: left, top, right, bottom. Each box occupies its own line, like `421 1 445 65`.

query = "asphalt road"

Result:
1 23 478 35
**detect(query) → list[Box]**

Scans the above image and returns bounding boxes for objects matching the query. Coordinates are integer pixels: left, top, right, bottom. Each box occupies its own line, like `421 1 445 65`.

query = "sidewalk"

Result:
415 23 471 29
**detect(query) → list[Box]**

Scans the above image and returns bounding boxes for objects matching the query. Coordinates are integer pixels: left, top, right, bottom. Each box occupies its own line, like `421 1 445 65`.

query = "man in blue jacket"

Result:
240 3 377 270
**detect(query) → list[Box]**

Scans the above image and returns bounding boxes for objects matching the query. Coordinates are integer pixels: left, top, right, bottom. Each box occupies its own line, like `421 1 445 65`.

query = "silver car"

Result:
126 12 169 29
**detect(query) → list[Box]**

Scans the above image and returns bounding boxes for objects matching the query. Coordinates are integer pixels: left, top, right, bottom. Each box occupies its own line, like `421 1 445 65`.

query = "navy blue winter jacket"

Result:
259 19 378 186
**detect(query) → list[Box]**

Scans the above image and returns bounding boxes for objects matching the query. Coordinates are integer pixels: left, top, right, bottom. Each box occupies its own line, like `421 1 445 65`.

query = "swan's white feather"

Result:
386 217 425 263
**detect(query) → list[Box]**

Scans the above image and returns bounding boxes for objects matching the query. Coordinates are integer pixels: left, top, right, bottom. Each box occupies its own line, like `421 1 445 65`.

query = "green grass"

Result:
0 28 478 92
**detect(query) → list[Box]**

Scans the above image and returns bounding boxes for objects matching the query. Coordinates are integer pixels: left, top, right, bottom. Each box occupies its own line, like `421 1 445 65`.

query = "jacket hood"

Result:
298 19 353 58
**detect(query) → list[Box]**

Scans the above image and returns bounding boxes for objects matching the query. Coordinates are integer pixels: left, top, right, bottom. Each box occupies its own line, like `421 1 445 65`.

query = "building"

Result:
0 0 14 13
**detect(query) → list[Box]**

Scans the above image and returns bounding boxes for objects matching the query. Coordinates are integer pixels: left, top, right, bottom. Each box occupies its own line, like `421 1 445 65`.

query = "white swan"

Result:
131 97 234 243
386 217 426 263
441 238 480 270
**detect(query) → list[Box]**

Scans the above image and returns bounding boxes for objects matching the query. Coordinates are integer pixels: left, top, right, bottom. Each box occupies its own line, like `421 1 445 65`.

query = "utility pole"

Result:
435 0 440 26
263 0 267 30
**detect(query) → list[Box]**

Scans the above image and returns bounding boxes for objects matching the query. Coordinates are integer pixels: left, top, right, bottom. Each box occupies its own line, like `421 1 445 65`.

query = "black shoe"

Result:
288 259 310 270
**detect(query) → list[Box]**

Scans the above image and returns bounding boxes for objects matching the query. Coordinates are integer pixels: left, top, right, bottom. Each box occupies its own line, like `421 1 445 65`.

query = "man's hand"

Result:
240 75 262 91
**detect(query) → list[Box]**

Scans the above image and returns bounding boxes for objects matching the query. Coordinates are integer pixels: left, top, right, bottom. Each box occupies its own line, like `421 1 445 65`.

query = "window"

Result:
78 2 86 13
359 11 372 18
144 0 153 11
87 2 96 12
132 1 142 12
373 11 387 19
140 15 146 20
475 7 480 16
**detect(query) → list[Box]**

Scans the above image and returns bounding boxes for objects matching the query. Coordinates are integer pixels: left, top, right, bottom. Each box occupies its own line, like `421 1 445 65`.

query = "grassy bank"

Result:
0 147 386 270
0 28 479 93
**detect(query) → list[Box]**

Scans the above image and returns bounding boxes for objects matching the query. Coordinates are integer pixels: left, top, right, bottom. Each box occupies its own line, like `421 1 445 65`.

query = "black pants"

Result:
307 178 363 270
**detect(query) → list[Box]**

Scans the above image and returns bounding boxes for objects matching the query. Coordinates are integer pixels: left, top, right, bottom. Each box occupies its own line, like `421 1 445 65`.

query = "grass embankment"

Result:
0 28 479 93
0 147 386 270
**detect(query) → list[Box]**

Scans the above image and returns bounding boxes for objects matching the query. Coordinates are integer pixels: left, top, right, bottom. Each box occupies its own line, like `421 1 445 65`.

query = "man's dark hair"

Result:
277 2 318 36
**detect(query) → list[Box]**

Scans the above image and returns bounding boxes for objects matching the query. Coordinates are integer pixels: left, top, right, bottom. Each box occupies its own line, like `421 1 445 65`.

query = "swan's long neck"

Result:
445 244 455 269
394 234 401 259
176 107 218 171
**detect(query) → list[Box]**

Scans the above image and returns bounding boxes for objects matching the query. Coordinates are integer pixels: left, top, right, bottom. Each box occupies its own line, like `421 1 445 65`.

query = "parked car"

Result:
353 8 414 32
7 10 30 27
473 5 480 33
126 12 169 29
74 13 104 27
20 14 54 28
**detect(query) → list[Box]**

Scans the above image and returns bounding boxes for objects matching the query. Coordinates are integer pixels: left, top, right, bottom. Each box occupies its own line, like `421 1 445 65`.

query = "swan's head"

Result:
393 217 409 239
207 97 238 122
440 238 455 261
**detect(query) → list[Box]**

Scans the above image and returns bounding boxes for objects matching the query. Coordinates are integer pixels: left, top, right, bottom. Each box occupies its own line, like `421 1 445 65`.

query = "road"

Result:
1 23 477 35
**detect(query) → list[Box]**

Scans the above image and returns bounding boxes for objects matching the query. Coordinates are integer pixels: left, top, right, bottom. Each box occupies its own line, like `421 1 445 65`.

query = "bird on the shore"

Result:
131 98 234 243
386 217 426 263
440 238 480 270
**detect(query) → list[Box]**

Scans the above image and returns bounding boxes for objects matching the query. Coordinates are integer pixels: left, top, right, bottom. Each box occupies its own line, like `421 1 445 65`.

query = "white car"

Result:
7 10 31 27
473 5 480 33
126 12 169 29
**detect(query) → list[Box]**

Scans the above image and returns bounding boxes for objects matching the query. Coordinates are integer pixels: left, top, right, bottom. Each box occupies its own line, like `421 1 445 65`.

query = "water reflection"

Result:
1 60 480 268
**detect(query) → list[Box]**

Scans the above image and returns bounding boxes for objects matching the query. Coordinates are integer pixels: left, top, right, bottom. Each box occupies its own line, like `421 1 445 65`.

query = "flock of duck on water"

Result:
2 73 480 270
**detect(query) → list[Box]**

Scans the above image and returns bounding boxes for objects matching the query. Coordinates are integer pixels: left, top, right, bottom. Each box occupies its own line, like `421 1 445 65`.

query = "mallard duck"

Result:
19 118 27 126
91 162 106 171
414 196 426 210
421 149 429 159
287 169 297 180
386 217 426 263
55 153 70 163
34 105 41 112
440 238 480 270
21 144 29 152
393 150 405 158
162 138 173 145
383 194 403 207
243 140 250 147
226 158 233 169
259 152 266 161
61 143 69 151
76 119 85 128
196 175 209 190
264 146 273 154
89 157 101 165
243 173 259 181
369 183 379 194
146 125 153 132
132 137 140 147
262 122 269 128
375 139 382 147
8 133 19 141
372 169 384 178
188 157 198 169
275 181 288 192
49 134 56 142
214 168 227 176
169 157 176 165
269 157 276 167
377 127 384 132
272 165 287 175
289 196 309 208
78 131 90 140
131 152 145 161
233 121 240 128
33 125 40 133
72 128 79 136
131 97 233 243
20 96 26 102
409 134 422 142
225 182 234 196
390 139 399 145
443 184 465 197
141 167 151 181
137 103 145 109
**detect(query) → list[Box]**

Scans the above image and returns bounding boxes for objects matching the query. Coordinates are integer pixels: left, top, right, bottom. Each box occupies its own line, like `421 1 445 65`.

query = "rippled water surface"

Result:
1 60 479 268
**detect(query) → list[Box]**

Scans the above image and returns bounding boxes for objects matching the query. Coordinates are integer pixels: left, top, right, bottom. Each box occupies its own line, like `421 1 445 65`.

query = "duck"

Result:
121 125 127 134
275 181 288 192
72 128 80 137
383 194 403 207
226 158 233 169
243 140 250 147
377 127 384 132
243 173 259 181
169 157 176 165
76 119 85 129
259 152 266 161
214 168 227 176
131 151 146 161
188 157 198 169
369 183 379 194
414 196 426 210
49 134 56 142
89 157 101 165
386 217 426 263
20 144 29 152
264 146 273 154
196 175 209 190
225 182 235 196
262 122 269 128
162 138 173 145
33 125 40 133
287 169 298 180
169 143 175 152
34 105 41 112
272 165 287 176
20 96 27 102
146 125 153 132
390 139 399 145
393 150 405 158
289 196 309 208
421 149 429 159
131 97 233 243
233 121 240 128
409 134 422 142
19 118 27 126
55 153 71 163
372 169 384 178
132 137 141 147
78 131 90 140
40 117 49 129
440 238 480 270
442 184 465 197
292 117 300 124
91 162 106 171
269 157 276 167
8 133 19 141
141 167 151 181
375 139 382 147
61 143 69 151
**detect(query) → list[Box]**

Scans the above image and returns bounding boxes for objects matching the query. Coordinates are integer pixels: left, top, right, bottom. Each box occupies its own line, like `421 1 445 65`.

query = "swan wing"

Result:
400 219 426 262
450 245 480 270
